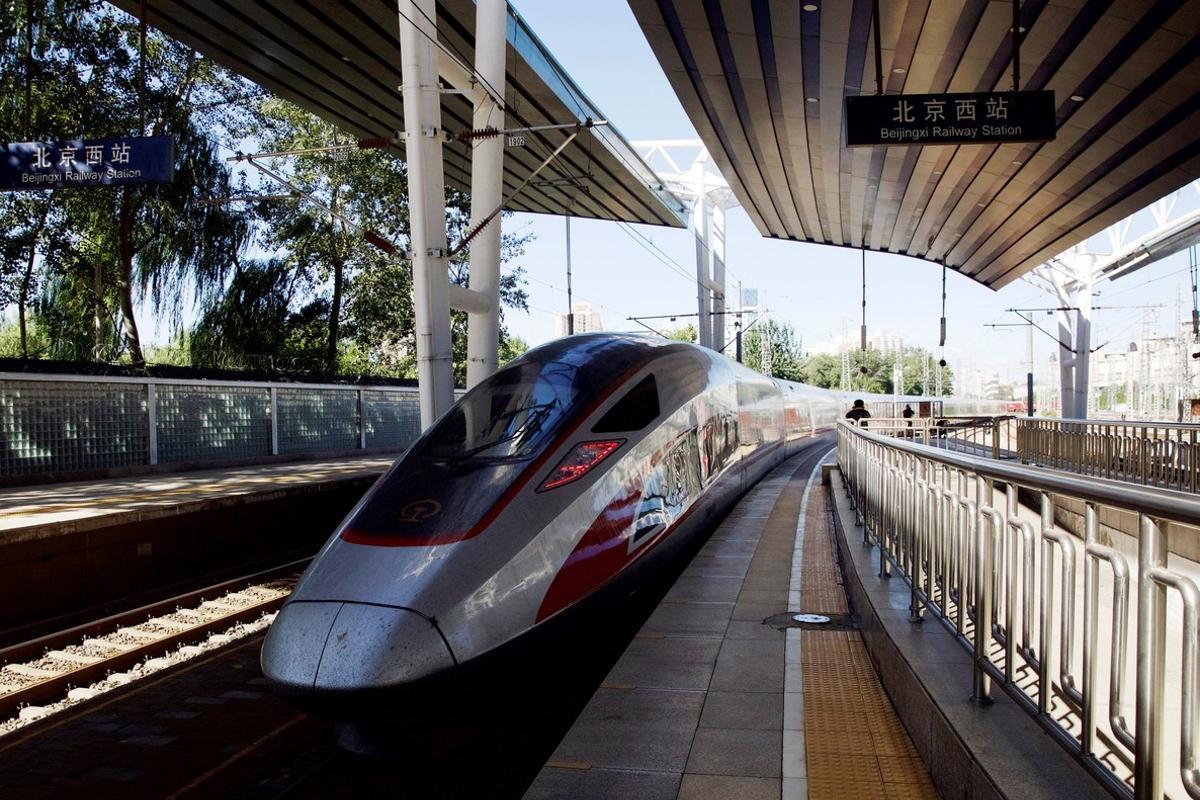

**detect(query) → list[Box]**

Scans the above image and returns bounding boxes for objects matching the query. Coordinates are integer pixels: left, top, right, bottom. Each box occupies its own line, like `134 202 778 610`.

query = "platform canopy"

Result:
628 0 1200 288
107 0 688 228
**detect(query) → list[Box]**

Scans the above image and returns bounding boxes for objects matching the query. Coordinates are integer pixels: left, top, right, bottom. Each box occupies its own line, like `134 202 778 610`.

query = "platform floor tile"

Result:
525 442 943 800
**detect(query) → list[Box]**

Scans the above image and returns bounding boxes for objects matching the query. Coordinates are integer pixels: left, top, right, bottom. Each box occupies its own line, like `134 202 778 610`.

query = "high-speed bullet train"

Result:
262 333 998 744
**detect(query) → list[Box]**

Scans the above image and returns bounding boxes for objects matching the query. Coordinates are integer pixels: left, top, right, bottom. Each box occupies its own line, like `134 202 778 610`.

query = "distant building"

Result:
833 327 903 357
725 287 760 347
554 303 603 337
957 365 1001 398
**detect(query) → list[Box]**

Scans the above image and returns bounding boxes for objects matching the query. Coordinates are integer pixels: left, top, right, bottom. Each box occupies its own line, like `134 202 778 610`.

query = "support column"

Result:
1052 274 1076 419
399 0 455 428
465 0 506 390
693 190 712 349
711 203 727 353
1075 282 1093 419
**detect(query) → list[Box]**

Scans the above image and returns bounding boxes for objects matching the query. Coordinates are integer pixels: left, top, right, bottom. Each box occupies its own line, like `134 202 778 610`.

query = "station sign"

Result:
0 135 174 190
845 91 1055 147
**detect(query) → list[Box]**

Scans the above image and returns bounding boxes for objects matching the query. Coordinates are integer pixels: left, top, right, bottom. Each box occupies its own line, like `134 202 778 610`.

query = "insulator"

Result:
364 230 396 255
457 126 501 143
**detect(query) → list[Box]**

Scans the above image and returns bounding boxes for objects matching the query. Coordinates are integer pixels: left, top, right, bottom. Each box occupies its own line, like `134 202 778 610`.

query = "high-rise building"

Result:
554 303 604 337
833 327 903 357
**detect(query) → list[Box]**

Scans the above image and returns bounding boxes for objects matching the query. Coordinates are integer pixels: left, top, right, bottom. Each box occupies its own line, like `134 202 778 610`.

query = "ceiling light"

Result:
806 96 818 103
892 67 906 74
977 202 986 207
802 3 818 10
341 56 351 62
1011 160 1022 166
1070 94 1085 102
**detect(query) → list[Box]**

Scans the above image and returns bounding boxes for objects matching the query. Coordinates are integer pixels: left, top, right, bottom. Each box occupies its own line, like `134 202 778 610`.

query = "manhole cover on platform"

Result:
764 612 857 631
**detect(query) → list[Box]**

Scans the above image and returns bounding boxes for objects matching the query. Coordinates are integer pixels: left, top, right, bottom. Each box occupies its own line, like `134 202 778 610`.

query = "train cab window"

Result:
419 360 582 462
592 374 659 433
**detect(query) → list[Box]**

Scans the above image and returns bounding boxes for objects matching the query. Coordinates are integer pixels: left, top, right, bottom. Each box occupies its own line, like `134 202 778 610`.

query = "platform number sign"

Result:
0 135 174 190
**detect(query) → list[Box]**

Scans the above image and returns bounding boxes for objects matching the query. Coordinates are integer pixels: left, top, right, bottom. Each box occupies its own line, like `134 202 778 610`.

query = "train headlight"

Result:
538 440 624 491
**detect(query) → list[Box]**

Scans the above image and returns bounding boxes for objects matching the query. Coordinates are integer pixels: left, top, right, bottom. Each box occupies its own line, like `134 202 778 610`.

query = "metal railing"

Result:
851 415 1016 460
838 421 1200 800
1017 418 1200 493
0 372 433 479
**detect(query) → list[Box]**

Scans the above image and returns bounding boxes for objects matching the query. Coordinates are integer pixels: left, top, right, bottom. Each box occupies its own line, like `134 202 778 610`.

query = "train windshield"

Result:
421 361 582 462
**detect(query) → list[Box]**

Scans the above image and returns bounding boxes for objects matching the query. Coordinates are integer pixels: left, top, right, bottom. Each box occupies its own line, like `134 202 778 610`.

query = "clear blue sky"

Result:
505 0 1200 387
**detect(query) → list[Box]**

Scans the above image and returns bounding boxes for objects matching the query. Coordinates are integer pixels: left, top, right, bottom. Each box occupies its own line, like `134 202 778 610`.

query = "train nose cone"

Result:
261 601 455 695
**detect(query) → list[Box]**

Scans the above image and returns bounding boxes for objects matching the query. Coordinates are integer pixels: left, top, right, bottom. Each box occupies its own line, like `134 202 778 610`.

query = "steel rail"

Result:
0 558 310 669
0 559 310 723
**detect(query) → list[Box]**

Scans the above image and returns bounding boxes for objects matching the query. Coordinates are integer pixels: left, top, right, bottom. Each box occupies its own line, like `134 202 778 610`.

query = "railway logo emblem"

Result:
398 499 441 522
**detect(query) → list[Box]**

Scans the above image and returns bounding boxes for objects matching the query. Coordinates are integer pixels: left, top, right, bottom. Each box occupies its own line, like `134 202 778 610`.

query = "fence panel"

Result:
0 379 146 476
0 374 426 479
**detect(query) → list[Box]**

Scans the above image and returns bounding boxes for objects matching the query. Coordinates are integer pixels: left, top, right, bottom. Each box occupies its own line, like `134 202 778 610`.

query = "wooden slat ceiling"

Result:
629 0 1200 288
106 0 689 228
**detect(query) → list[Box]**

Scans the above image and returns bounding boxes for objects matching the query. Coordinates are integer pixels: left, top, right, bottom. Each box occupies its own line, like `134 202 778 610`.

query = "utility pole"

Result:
1026 313 1034 416
984 315 1040 415
565 217 574 335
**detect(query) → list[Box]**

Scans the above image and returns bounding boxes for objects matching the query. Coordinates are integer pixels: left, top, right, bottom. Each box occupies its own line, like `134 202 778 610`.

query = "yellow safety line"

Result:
801 489 938 800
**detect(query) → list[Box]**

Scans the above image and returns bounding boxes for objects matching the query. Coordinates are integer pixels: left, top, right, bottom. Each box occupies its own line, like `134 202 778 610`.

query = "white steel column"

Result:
465 0 507 389
711 204 727 353
399 0 454 427
693 189 712 349
1074 278 1093 419
1052 273 1077 418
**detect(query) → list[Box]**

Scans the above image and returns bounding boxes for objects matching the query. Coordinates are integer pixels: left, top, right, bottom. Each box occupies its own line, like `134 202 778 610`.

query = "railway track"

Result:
0 558 308 729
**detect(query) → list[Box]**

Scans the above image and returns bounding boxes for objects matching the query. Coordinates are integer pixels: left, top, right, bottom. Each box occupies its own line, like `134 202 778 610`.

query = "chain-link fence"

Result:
0 373 426 478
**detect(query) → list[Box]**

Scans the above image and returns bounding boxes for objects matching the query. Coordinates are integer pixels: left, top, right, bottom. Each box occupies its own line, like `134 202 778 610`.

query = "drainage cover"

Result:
764 612 857 631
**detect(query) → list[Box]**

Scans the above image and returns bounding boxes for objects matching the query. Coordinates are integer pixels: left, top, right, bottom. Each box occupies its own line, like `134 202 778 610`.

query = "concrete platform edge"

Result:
826 470 1113 800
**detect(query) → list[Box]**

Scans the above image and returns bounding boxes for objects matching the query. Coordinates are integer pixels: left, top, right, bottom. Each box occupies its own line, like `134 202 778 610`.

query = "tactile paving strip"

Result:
801 491 939 800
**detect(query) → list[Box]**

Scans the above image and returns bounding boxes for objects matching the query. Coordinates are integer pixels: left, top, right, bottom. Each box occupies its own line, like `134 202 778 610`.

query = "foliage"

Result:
742 320 804 381
0 2 252 364
499 334 530 365
0 316 48 357
0 2 532 382
665 323 697 343
798 347 954 395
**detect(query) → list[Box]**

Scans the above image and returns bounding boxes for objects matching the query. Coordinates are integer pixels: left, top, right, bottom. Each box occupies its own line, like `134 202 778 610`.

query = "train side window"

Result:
592 374 660 433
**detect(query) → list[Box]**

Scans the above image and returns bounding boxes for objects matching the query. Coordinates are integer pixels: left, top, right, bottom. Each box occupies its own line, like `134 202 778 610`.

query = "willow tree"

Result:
0 2 252 365
239 98 530 378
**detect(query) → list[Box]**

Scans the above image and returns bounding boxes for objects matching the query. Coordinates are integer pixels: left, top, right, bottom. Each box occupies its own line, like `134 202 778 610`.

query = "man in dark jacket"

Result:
846 399 870 426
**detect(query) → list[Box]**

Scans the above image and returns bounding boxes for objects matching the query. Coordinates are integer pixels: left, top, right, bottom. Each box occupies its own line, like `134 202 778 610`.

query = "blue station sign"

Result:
845 91 1056 147
0 135 174 190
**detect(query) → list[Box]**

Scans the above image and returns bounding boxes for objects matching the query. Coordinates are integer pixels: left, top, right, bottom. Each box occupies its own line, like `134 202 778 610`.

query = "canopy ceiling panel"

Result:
107 0 688 227
629 0 1200 288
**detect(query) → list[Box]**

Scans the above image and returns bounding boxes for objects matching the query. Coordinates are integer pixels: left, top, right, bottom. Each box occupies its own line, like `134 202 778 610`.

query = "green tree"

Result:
499 334 530 365
743 320 804 381
799 352 843 388
666 323 697 343
238 100 531 381
0 3 252 365
797 347 953 394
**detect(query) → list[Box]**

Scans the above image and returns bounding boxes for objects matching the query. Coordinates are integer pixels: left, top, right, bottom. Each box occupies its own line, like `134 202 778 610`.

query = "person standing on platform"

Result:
845 399 870 427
